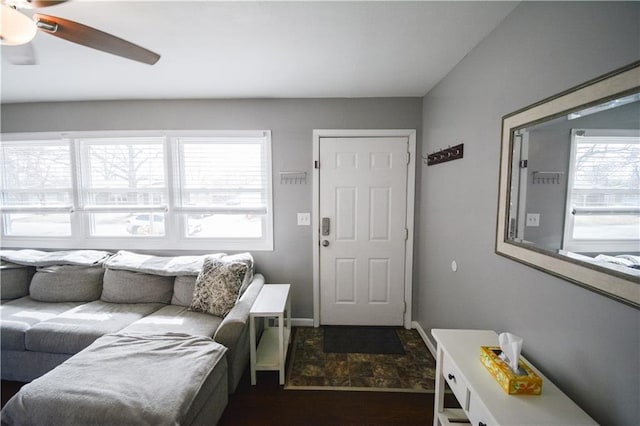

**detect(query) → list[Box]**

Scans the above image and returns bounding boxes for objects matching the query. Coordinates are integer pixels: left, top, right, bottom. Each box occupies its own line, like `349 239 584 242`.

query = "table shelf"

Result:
256 327 291 370
437 408 470 426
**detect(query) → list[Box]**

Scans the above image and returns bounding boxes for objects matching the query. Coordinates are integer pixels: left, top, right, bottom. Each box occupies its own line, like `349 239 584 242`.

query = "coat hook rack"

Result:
423 143 464 166
279 171 307 185
532 171 564 185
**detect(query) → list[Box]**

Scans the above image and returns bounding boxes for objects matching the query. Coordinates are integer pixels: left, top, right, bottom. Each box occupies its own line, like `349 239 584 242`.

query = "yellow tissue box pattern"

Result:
479 346 542 395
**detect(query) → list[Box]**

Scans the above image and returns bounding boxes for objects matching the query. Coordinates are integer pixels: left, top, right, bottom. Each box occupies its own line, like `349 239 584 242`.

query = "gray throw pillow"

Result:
190 256 248 317
0 262 35 300
101 268 173 304
29 265 104 302
171 275 197 307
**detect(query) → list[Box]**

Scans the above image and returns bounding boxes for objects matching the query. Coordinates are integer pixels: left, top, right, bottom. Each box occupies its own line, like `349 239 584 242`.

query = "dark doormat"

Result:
323 326 405 355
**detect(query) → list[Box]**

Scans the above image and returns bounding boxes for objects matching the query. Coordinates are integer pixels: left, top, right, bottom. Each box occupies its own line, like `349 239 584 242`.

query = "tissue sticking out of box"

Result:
498 332 524 375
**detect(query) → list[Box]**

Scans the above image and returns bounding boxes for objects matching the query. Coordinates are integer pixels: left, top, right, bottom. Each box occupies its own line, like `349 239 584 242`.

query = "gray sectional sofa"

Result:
0 249 265 424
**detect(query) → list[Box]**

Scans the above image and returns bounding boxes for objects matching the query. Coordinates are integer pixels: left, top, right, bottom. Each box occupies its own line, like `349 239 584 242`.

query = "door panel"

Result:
335 258 356 302
336 187 356 240
370 187 390 240
368 258 390 303
319 137 408 326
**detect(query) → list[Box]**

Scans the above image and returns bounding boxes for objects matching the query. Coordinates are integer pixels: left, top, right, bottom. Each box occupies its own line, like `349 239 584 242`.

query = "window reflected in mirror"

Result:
507 91 640 278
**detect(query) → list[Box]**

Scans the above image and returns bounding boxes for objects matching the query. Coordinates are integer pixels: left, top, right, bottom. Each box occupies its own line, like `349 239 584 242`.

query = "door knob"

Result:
322 240 330 247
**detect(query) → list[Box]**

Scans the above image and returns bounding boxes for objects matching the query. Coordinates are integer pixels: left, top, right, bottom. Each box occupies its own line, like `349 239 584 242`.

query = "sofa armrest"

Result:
213 273 265 392
213 273 265 347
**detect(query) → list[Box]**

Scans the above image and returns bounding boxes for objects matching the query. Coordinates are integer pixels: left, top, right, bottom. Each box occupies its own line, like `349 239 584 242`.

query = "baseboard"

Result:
292 318 314 327
412 321 436 357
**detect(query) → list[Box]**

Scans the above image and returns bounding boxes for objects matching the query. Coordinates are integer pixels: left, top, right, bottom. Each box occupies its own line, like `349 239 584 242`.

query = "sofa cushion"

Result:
25 300 164 354
2 333 228 426
120 305 222 337
29 265 104 303
0 249 112 267
0 263 35 301
101 268 174 304
0 297 82 351
190 256 248 318
1 349 74 383
103 250 225 276
171 276 197 307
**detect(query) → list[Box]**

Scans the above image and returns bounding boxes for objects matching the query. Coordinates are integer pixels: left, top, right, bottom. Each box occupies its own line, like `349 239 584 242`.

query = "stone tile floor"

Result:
286 327 436 392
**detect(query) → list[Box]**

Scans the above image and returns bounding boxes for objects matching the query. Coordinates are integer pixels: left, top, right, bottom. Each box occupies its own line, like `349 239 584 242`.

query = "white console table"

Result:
432 329 597 426
249 284 291 385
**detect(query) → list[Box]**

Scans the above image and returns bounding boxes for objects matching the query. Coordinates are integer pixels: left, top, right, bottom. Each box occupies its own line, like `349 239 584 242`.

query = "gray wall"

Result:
418 2 639 425
0 98 422 320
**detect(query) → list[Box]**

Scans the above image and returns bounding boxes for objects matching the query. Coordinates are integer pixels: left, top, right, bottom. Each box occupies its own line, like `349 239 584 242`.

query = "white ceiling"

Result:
0 1 517 103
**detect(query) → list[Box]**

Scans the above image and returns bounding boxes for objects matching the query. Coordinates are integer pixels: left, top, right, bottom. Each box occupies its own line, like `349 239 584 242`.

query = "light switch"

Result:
297 213 311 226
526 213 540 227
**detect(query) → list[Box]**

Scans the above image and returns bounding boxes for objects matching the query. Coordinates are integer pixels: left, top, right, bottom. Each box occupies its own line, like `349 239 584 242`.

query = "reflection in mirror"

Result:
496 62 639 308
507 93 640 279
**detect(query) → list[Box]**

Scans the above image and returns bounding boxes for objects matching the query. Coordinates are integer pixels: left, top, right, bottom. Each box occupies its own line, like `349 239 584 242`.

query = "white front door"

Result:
318 136 410 326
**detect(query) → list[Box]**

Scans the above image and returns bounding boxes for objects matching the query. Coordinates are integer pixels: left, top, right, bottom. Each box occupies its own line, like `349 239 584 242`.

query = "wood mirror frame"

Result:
496 61 639 308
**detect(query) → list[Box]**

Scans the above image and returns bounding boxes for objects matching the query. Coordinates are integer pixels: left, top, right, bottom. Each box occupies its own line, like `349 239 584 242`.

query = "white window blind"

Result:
80 138 167 209
0 131 273 249
0 140 73 236
79 137 168 237
564 129 640 252
177 137 268 214
175 135 271 242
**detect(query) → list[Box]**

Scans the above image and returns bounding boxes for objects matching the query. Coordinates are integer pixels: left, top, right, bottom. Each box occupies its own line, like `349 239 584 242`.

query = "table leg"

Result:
278 313 285 385
250 315 257 385
433 345 445 426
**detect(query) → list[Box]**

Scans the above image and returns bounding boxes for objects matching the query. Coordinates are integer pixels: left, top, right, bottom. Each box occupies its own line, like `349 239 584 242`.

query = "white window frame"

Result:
0 130 273 251
563 129 639 253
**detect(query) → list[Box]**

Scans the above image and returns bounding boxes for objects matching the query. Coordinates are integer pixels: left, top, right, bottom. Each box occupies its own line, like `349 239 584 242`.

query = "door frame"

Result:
312 129 416 329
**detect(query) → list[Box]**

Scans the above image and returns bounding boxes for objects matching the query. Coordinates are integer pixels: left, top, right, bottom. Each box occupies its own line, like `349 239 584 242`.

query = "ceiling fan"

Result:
0 0 160 65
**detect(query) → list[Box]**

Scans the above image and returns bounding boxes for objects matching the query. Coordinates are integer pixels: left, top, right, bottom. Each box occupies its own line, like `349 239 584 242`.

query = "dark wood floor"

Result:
2 369 458 425
220 369 458 425
0 380 23 408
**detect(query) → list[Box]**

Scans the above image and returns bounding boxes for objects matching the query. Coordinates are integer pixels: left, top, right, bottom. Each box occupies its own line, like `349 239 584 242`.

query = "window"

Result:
79 137 167 237
563 129 640 253
0 140 74 237
175 137 269 240
0 131 273 250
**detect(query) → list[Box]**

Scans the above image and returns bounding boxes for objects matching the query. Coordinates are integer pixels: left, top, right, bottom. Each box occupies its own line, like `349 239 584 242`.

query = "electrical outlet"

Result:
526 213 540 227
297 213 311 226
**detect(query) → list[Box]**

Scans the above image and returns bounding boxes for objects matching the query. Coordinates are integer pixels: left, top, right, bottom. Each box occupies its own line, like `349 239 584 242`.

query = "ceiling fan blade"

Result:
2 43 37 65
28 1 68 8
34 13 160 65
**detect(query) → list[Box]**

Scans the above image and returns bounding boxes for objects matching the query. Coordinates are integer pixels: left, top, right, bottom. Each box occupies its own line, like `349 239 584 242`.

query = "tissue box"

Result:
479 346 542 395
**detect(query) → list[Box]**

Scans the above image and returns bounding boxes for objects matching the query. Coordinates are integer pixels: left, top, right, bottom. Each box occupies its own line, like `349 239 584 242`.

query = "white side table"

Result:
432 329 597 426
249 284 291 385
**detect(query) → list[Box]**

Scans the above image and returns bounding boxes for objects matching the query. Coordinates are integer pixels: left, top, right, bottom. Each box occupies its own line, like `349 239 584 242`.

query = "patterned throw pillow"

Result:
190 256 248 317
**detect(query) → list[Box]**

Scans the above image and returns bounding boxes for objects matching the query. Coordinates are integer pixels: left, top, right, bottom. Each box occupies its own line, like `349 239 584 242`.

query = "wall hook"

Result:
423 143 464 166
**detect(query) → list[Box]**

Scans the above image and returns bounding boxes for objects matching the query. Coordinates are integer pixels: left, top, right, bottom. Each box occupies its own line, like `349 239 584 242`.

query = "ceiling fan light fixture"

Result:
0 4 37 45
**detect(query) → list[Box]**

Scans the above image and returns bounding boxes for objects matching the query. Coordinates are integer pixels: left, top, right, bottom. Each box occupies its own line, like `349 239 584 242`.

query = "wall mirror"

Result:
496 62 639 308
